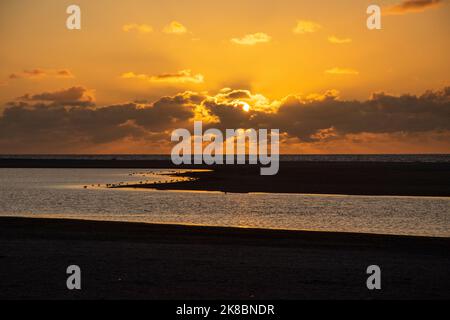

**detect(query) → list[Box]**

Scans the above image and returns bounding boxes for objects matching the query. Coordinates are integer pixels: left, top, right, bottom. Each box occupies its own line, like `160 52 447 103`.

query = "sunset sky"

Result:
0 0 449 154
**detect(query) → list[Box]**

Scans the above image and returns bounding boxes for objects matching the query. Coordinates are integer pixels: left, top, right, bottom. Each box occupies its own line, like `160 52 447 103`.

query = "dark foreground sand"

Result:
0 217 449 300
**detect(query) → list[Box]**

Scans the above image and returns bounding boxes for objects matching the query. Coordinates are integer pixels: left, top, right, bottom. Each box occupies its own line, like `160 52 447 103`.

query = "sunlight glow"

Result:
242 102 250 112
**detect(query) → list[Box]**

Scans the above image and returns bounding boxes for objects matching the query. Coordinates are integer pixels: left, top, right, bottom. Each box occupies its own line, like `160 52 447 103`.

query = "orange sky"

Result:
0 0 449 154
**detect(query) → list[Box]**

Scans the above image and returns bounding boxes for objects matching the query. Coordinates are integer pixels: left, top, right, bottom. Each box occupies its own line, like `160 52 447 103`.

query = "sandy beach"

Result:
1 217 449 300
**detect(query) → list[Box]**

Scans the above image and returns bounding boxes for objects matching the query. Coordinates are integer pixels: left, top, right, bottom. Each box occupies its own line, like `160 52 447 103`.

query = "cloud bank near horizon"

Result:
0 86 449 153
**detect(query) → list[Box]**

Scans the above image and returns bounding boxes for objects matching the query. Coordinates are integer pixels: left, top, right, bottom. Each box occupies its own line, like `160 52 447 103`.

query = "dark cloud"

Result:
222 89 252 100
386 0 443 15
0 87 449 153
0 90 196 152
201 87 450 142
270 88 450 141
18 86 95 107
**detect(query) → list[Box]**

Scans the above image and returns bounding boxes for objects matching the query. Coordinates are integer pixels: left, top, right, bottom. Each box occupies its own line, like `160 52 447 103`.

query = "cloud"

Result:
122 70 204 84
17 86 95 107
8 68 75 80
385 0 443 15
293 20 322 34
325 68 359 75
122 23 153 34
0 91 199 152
56 69 75 78
194 87 450 144
309 127 339 141
230 33 272 45
328 36 352 44
1 87 449 153
258 87 450 143
163 21 188 35
282 130 450 154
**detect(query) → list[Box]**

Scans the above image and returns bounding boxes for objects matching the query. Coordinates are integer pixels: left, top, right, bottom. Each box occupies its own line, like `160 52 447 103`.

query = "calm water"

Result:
0 169 450 237
0 168 449 237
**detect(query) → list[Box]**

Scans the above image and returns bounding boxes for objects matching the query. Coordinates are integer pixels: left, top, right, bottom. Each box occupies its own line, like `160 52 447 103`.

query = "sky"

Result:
0 0 449 154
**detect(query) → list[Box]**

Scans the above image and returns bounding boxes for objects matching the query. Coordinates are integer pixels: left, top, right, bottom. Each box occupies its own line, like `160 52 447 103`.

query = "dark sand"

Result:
116 161 450 197
1 217 449 300
1 159 450 196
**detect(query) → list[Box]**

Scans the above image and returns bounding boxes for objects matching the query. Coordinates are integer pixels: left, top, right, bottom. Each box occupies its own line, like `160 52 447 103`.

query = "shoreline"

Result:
5 214 450 239
1 217 449 299
112 161 450 197
1 159 450 196
3 215 450 240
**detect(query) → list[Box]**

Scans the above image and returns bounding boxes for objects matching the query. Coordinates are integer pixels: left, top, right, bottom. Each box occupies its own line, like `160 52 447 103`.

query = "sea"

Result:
0 154 449 237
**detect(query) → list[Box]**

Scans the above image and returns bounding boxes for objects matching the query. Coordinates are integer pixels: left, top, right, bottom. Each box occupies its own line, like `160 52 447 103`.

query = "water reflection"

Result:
0 168 449 237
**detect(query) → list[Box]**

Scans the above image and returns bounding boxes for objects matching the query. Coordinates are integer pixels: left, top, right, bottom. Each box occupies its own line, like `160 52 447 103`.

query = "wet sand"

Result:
0 217 449 300
116 161 450 197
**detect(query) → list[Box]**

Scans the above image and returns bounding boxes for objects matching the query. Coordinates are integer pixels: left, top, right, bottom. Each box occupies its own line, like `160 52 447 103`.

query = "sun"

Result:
241 102 250 112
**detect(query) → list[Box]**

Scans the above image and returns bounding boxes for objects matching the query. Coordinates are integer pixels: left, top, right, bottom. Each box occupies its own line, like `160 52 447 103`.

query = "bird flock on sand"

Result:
83 171 197 189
